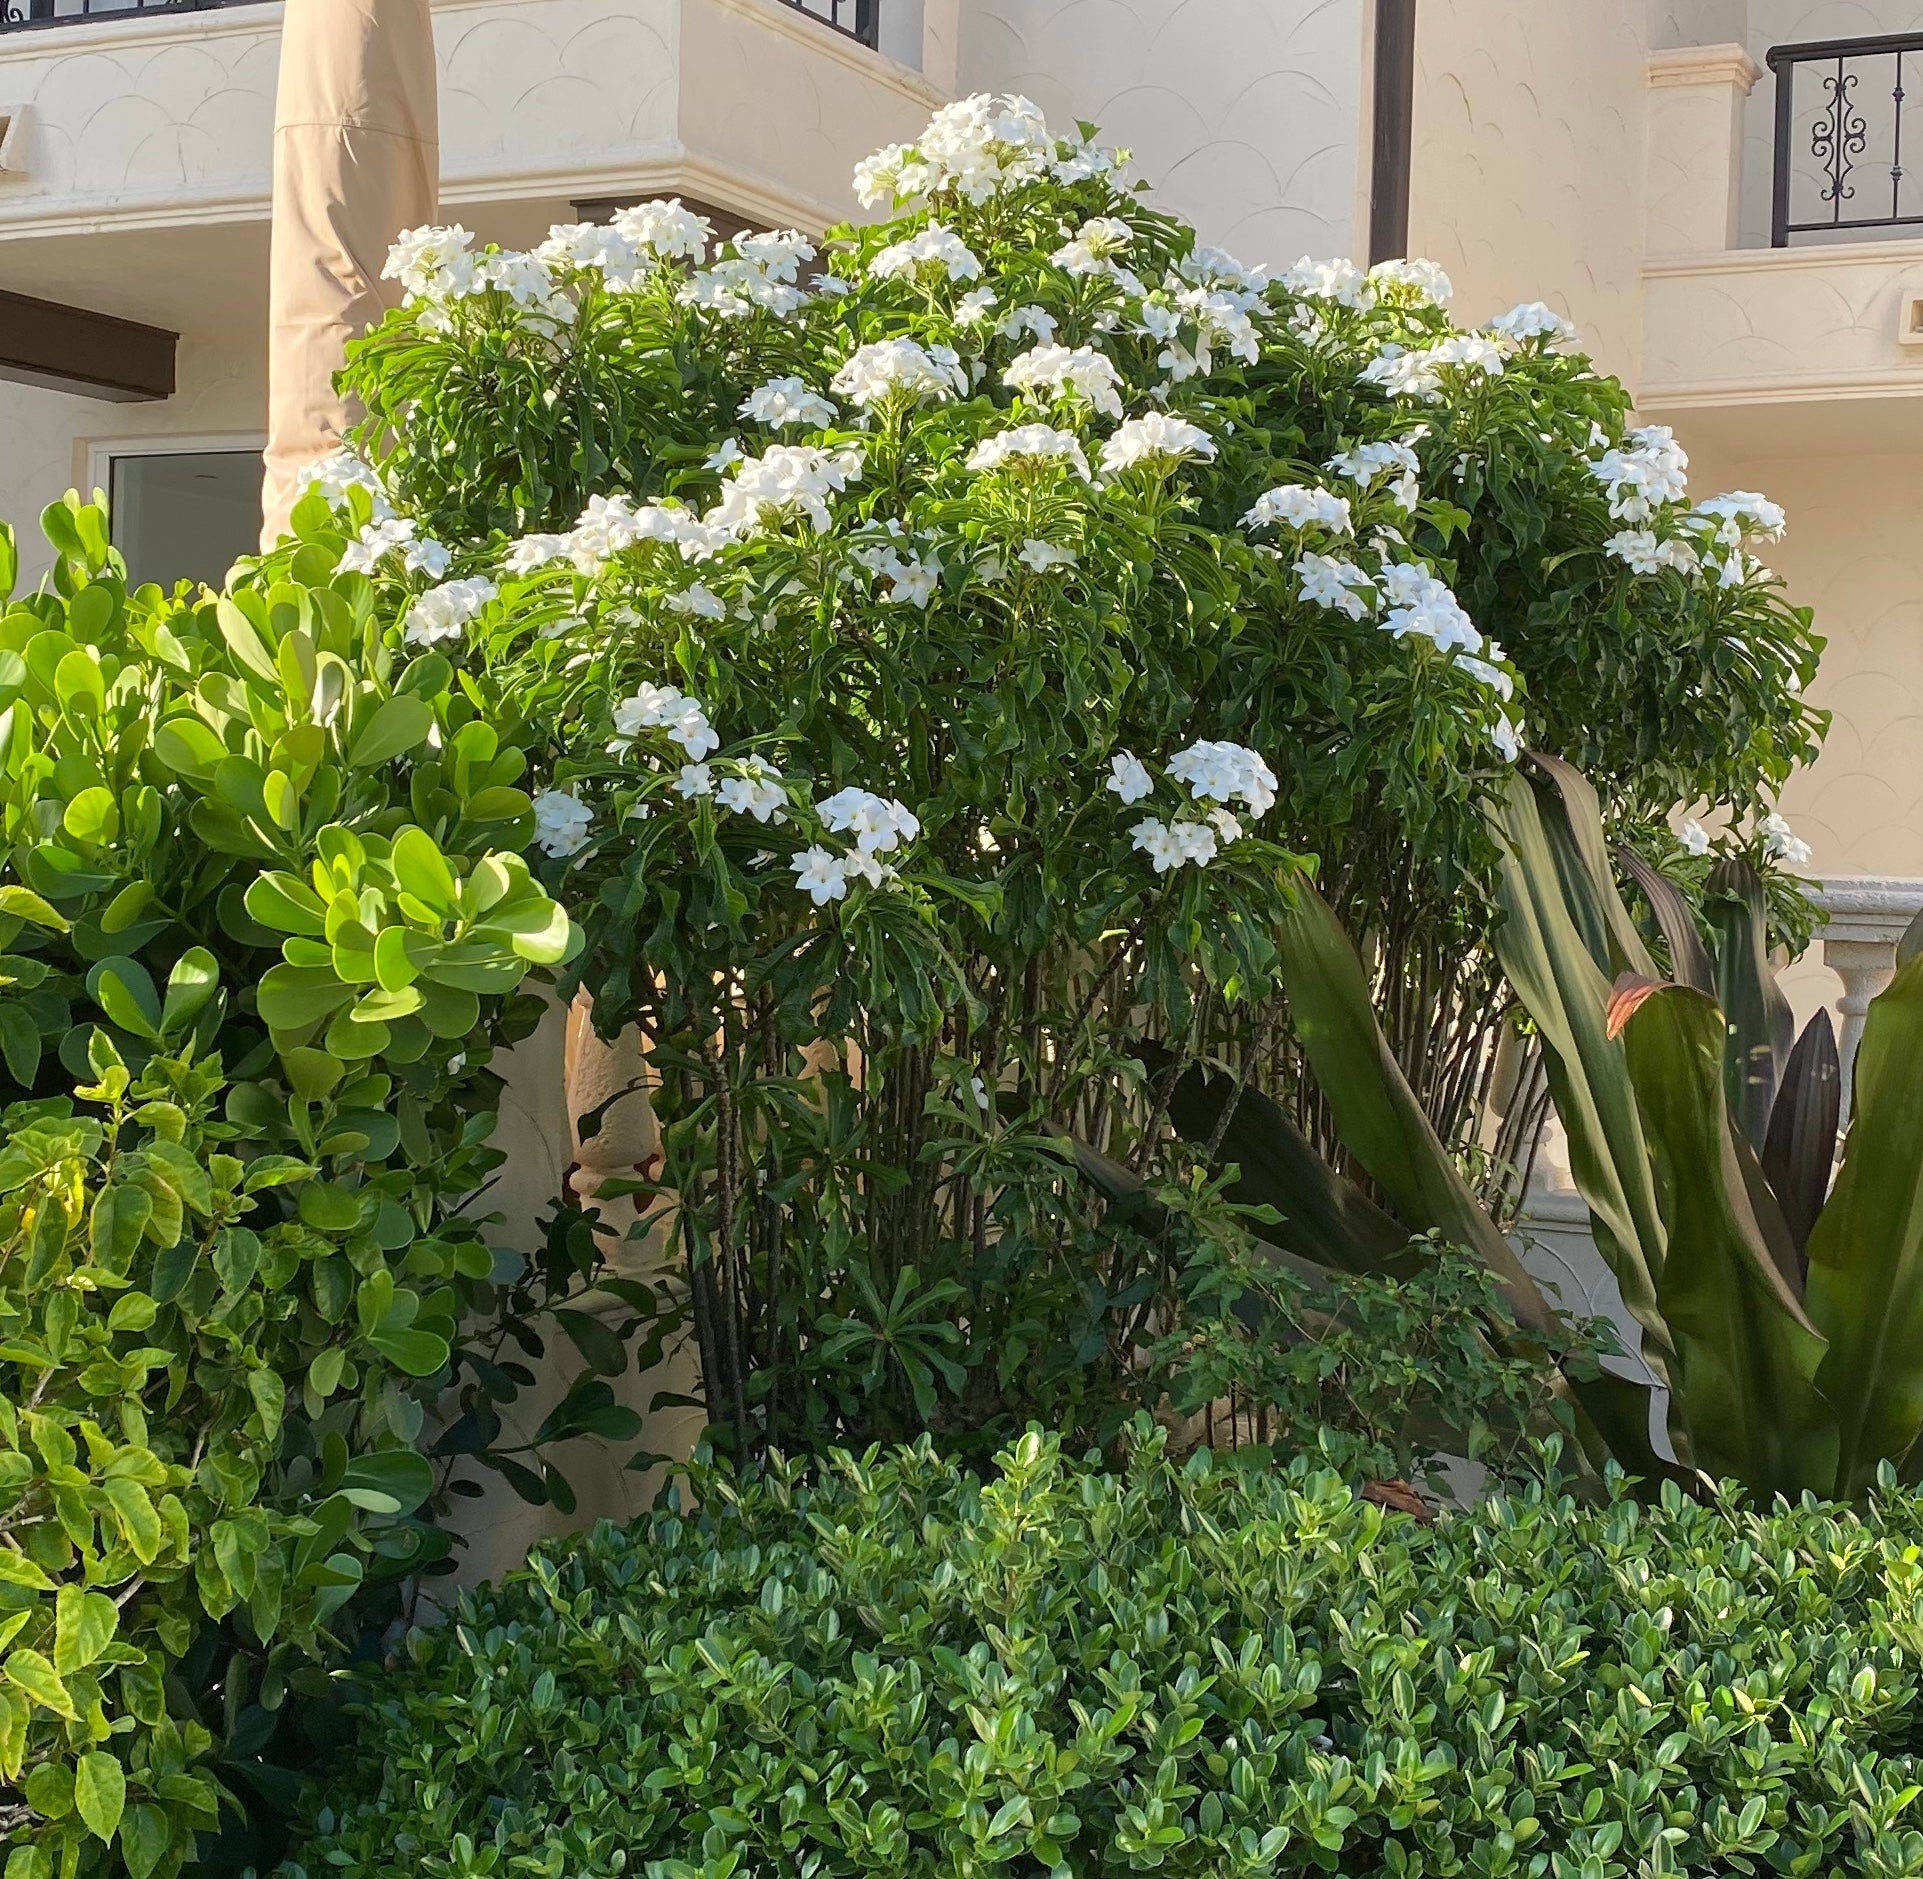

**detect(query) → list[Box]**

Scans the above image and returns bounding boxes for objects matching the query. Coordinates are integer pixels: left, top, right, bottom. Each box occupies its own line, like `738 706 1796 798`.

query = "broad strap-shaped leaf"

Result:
1804 952 1923 1497
1761 1012 1840 1263
1525 755 1658 980
1704 857 1794 1152
1616 980 1834 1496
1149 1049 1411 1275
1269 876 1560 1337
1613 844 1715 993
1491 773 1675 1380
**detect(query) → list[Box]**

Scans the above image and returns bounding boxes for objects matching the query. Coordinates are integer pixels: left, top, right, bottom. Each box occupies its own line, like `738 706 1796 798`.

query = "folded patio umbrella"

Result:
260 0 437 545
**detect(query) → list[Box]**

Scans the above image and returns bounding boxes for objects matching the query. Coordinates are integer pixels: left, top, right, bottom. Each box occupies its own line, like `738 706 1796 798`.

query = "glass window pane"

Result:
109 450 263 590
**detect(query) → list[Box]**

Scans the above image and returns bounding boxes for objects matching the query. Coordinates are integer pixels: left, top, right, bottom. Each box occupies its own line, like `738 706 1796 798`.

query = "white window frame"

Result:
82 431 268 513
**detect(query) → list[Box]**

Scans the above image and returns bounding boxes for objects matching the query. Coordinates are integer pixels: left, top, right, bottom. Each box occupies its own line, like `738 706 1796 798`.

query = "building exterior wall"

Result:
956 0 1366 266
1405 0 1651 380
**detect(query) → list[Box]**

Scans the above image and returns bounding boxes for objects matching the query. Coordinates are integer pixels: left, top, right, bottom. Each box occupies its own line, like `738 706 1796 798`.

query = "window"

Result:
107 448 263 589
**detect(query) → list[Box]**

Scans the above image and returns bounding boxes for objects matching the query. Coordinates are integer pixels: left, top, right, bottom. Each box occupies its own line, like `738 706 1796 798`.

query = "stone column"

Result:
1645 43 1759 258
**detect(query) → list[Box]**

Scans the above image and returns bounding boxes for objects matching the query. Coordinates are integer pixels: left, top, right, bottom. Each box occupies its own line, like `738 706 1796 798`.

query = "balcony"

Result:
1639 36 1923 443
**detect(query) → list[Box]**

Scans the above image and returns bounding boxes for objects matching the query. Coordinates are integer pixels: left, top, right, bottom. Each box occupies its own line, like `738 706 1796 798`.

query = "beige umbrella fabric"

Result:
260 0 438 547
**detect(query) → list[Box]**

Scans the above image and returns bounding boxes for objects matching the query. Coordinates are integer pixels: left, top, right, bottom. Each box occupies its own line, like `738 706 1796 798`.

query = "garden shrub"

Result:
0 504 654 1875
293 1424 1923 1879
289 94 1824 1464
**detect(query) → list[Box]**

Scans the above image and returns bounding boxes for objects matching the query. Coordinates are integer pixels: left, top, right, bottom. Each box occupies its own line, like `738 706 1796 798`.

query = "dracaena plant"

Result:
297 93 1819 1461
0 503 668 1876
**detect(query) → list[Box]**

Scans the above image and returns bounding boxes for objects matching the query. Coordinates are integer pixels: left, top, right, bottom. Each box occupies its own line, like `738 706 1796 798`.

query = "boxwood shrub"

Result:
291 1426 1923 1879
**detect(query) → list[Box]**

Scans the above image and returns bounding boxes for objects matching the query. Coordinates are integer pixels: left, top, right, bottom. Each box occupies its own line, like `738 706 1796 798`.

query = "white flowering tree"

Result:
268 95 1823 1457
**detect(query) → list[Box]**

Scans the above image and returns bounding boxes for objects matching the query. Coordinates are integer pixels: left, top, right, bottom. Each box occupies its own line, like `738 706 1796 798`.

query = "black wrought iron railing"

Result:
1768 33 1923 246
1 0 878 39
778 0 877 46
0 0 270 27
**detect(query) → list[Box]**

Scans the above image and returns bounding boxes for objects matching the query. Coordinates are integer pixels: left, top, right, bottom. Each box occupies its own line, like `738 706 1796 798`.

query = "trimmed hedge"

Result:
291 1428 1923 1879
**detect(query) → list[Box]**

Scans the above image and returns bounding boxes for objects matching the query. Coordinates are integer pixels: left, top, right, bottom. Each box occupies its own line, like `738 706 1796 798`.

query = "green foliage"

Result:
1151 1232 1612 1492
0 502 626 1873
292 1424 1923 1879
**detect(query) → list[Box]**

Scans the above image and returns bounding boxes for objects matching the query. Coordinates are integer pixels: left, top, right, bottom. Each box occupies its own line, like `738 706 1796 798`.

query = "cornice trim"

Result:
1648 43 1762 93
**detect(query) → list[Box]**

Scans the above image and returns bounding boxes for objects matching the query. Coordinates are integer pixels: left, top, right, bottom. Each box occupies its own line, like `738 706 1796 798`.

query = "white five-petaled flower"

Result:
1051 216 1137 279
739 376 838 431
1378 563 1481 655
966 424 1094 481
1131 816 1219 873
404 576 497 647
664 583 728 619
1688 491 1787 547
300 448 393 520
955 287 1000 324
1003 343 1125 420
611 682 720 762
868 222 984 284
1241 484 1353 535
532 788 594 858
791 846 852 904
715 756 787 823
676 764 715 798
1099 412 1215 478
1106 751 1154 804
1017 539 1077 574
1680 819 1712 857
1327 437 1423 513
1605 530 1700 578
339 515 452 579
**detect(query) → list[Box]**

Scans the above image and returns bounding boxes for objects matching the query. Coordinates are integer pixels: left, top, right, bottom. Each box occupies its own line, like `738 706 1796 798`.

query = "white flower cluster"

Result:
300 448 393 520
533 788 595 859
676 753 789 823
739 376 838 431
869 222 983 285
610 681 720 761
339 515 451 579
966 423 1093 481
791 787 922 903
853 533 944 606
1003 343 1125 420
853 93 1108 208
1489 300 1579 348
1138 282 1262 381
1379 563 1481 654
1328 437 1423 514
830 338 968 409
1050 216 1143 292
1241 484 1353 536
404 576 497 648
1761 811 1813 868
1121 738 1278 874
503 493 726 578
708 443 865 537
684 231 818 318
1361 333 1505 402
1279 256 1452 313
532 200 714 292
1098 412 1216 478
1588 425 1690 523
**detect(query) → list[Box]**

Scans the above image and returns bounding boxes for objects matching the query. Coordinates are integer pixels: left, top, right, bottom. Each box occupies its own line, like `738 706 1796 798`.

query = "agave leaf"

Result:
1704 857 1794 1152
1616 980 1834 1496
1491 775 1675 1382
1613 844 1715 994
1147 1049 1411 1275
1804 953 1923 1497
1525 754 1657 980
1268 876 1560 1338
1760 1013 1840 1264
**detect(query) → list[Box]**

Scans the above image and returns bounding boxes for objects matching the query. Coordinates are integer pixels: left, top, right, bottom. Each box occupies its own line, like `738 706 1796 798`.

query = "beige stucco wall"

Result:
957 0 1366 266
1407 0 1651 381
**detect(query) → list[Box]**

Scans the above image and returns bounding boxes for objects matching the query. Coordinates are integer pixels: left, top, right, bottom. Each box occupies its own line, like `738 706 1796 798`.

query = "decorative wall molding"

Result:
1647 42 1760 92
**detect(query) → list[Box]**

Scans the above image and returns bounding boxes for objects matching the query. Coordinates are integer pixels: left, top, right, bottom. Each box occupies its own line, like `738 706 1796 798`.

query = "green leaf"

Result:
152 715 228 776
390 828 458 915
339 1449 434 1516
0 1003 42 1087
101 1477 164 1564
1761 1013 1841 1261
160 947 221 1035
0 887 69 933
368 1325 450 1377
85 957 163 1042
1616 979 1834 1494
1805 953 1923 1496
74 1750 126 1842
92 1185 153 1273
5 1647 76 1718
61 786 119 846
258 962 355 1031
1268 875 1560 1338
1491 770 1675 1384
350 695 433 769
53 1585 117 1674
1705 857 1795 1153
118 1804 171 1879
1614 843 1715 993
217 596 281 684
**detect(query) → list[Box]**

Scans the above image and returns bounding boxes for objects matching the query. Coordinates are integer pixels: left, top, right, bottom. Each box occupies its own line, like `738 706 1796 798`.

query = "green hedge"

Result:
291 1428 1923 1879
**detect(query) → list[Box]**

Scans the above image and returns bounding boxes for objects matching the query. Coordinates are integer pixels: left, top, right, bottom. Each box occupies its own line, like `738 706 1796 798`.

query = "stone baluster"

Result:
1813 878 1923 1126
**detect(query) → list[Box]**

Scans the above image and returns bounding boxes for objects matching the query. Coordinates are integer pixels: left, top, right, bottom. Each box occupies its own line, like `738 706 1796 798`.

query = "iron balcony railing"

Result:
1 0 878 42
1768 32 1923 246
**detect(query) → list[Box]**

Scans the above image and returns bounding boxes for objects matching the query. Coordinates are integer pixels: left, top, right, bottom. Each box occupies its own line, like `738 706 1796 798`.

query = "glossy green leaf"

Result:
160 947 221 1036
86 957 162 1042
350 695 433 769
74 1751 125 1842
1761 1012 1840 1262
1704 857 1794 1153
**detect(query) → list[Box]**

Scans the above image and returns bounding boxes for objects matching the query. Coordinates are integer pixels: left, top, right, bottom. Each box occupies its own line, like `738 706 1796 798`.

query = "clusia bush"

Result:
282 94 1822 1459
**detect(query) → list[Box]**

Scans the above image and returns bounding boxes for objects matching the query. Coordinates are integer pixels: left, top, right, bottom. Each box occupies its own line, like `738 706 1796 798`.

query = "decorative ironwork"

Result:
1769 34 1923 245
0 0 273 27
776 0 878 48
